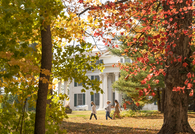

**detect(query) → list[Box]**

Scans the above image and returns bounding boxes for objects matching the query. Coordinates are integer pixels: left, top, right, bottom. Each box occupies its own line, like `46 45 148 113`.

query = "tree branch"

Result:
77 0 129 17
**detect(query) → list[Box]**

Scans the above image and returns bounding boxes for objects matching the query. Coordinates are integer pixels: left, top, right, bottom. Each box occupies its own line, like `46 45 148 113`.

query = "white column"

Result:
103 73 108 108
114 72 120 102
69 80 74 110
58 80 62 96
98 74 104 110
63 81 68 106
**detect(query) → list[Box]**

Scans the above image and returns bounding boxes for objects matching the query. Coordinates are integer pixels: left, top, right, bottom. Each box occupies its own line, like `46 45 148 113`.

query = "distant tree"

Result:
110 37 165 111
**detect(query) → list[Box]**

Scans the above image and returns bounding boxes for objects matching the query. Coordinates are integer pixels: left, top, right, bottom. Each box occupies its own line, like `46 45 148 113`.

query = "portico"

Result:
97 72 121 110
56 51 124 111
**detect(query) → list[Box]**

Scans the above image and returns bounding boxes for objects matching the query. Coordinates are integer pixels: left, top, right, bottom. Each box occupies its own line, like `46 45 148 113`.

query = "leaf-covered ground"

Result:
60 111 195 134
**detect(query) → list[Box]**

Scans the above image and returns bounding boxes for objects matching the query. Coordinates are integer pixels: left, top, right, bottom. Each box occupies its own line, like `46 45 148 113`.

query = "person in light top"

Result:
90 101 97 120
105 100 112 120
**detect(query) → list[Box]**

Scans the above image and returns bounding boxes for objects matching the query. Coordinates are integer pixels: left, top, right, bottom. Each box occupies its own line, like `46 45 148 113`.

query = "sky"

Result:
62 0 121 52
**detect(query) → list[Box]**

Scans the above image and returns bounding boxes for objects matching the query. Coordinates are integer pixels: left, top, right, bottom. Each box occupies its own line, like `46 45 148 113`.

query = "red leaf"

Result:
189 90 193 96
148 84 151 89
151 92 156 97
187 83 193 89
185 79 189 85
192 59 195 65
162 71 166 76
183 62 188 67
187 72 191 78
139 90 143 96
178 57 182 62
143 88 147 93
169 18 173 21
172 87 180 92
123 103 127 110
136 102 139 107
155 79 159 84
126 101 131 105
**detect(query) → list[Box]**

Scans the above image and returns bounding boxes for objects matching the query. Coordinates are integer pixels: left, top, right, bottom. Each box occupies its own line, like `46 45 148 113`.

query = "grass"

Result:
61 110 195 134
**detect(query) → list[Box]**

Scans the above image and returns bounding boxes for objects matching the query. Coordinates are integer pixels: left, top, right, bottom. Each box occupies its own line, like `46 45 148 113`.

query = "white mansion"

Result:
56 50 158 111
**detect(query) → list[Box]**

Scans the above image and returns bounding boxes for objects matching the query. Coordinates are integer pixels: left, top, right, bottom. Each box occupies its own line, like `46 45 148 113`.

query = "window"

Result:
74 93 85 106
125 58 131 63
91 93 100 106
91 60 104 69
95 59 103 65
78 83 82 86
91 75 99 80
95 76 100 81
91 75 99 86
120 58 123 63
78 94 83 105
74 79 83 87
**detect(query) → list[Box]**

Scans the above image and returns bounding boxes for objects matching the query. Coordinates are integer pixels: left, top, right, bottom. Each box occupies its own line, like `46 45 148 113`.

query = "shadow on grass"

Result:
61 121 159 134
129 116 163 119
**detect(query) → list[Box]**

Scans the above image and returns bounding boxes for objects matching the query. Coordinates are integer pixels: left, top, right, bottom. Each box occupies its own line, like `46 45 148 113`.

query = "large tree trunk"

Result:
157 87 161 112
161 88 165 113
34 25 52 134
158 0 194 133
193 91 195 112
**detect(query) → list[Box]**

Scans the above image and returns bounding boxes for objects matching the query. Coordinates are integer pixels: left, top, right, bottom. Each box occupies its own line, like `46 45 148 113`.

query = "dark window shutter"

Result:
91 94 94 101
100 59 103 63
95 93 99 105
91 94 94 106
74 94 77 106
120 58 123 63
91 76 94 86
113 92 115 105
74 80 77 87
154 100 157 105
83 94 85 105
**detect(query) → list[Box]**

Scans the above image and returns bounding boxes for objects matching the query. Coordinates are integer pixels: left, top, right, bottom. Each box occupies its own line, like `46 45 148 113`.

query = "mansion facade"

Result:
56 50 158 111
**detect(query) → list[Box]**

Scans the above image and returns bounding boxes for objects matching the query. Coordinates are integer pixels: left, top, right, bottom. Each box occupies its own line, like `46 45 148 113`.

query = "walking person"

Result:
89 101 97 120
105 100 112 120
112 100 122 119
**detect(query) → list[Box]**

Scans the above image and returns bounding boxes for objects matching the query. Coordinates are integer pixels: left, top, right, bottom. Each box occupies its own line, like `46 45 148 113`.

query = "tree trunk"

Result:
193 91 195 112
158 1 194 133
157 87 161 112
34 25 52 134
47 88 53 108
161 88 165 113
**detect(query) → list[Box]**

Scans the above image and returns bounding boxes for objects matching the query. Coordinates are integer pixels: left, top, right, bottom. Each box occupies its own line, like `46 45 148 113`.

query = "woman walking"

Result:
113 100 122 119
89 101 97 120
